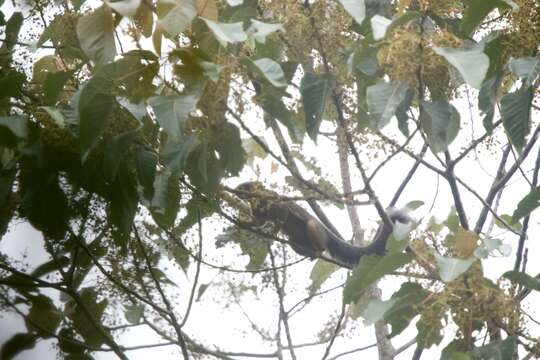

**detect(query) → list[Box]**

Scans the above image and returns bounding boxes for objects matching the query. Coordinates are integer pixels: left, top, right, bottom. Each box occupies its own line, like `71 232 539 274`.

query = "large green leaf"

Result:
66 287 109 348
363 282 426 336
214 123 246 175
201 19 247 46
103 129 139 181
460 0 516 35
135 148 158 198
0 115 28 141
300 72 335 141
435 255 475 282
19 170 70 240
77 77 115 159
370 15 391 40
0 333 37 360
216 226 268 270
149 94 199 140
161 135 201 174
343 253 413 304
501 87 533 153
108 164 139 248
246 58 287 88
157 0 197 36
471 336 516 360
247 19 284 43
338 0 366 25
433 44 489 89
105 0 142 17
503 271 540 291
256 90 303 143
124 304 144 324
478 74 503 133
509 57 540 86
76 5 117 64
420 101 460 153
366 81 409 129
512 186 540 220
309 260 339 295
26 295 62 336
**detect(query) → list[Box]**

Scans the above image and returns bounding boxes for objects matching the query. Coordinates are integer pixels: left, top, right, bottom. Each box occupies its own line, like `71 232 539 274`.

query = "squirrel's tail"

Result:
325 208 413 268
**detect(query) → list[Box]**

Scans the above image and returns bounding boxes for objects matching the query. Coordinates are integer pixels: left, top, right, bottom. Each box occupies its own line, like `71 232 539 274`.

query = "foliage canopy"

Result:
0 0 539 359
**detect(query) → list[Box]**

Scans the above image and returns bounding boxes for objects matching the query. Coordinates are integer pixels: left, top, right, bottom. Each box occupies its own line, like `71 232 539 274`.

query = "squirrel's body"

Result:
236 182 413 267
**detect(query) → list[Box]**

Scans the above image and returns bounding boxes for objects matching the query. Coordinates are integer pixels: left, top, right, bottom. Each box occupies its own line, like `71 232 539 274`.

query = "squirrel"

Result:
235 182 413 267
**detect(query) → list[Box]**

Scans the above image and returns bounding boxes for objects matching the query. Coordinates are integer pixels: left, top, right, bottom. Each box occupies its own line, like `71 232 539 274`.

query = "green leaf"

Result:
243 138 267 166
362 298 398 325
66 287 109 348
0 115 28 139
162 135 201 174
196 283 209 301
405 200 424 210
249 58 287 88
108 164 139 248
201 19 247 46
124 304 144 324
364 282 426 336
366 82 409 129
77 78 115 160
370 15 391 40
76 5 117 64
43 71 70 104
435 255 475 282
30 257 70 278
149 94 198 140
0 333 37 360
478 74 503 133
503 271 540 291
416 315 444 348
300 72 335 141
256 90 303 143
338 0 366 25
509 57 540 86
420 100 460 153
441 342 472 360
19 170 70 240
105 0 142 17
57 328 86 354
474 237 511 259
135 149 158 197
150 170 181 228
343 253 413 304
349 45 379 76
247 19 284 43
215 122 246 175
0 69 25 100
134 2 154 37
395 88 415 137
433 44 489 89
460 0 515 35
26 295 62 336
493 214 522 232
501 87 533 153
103 129 139 181
217 226 268 270
309 260 339 295
513 186 540 220
157 0 197 36
471 336 517 360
